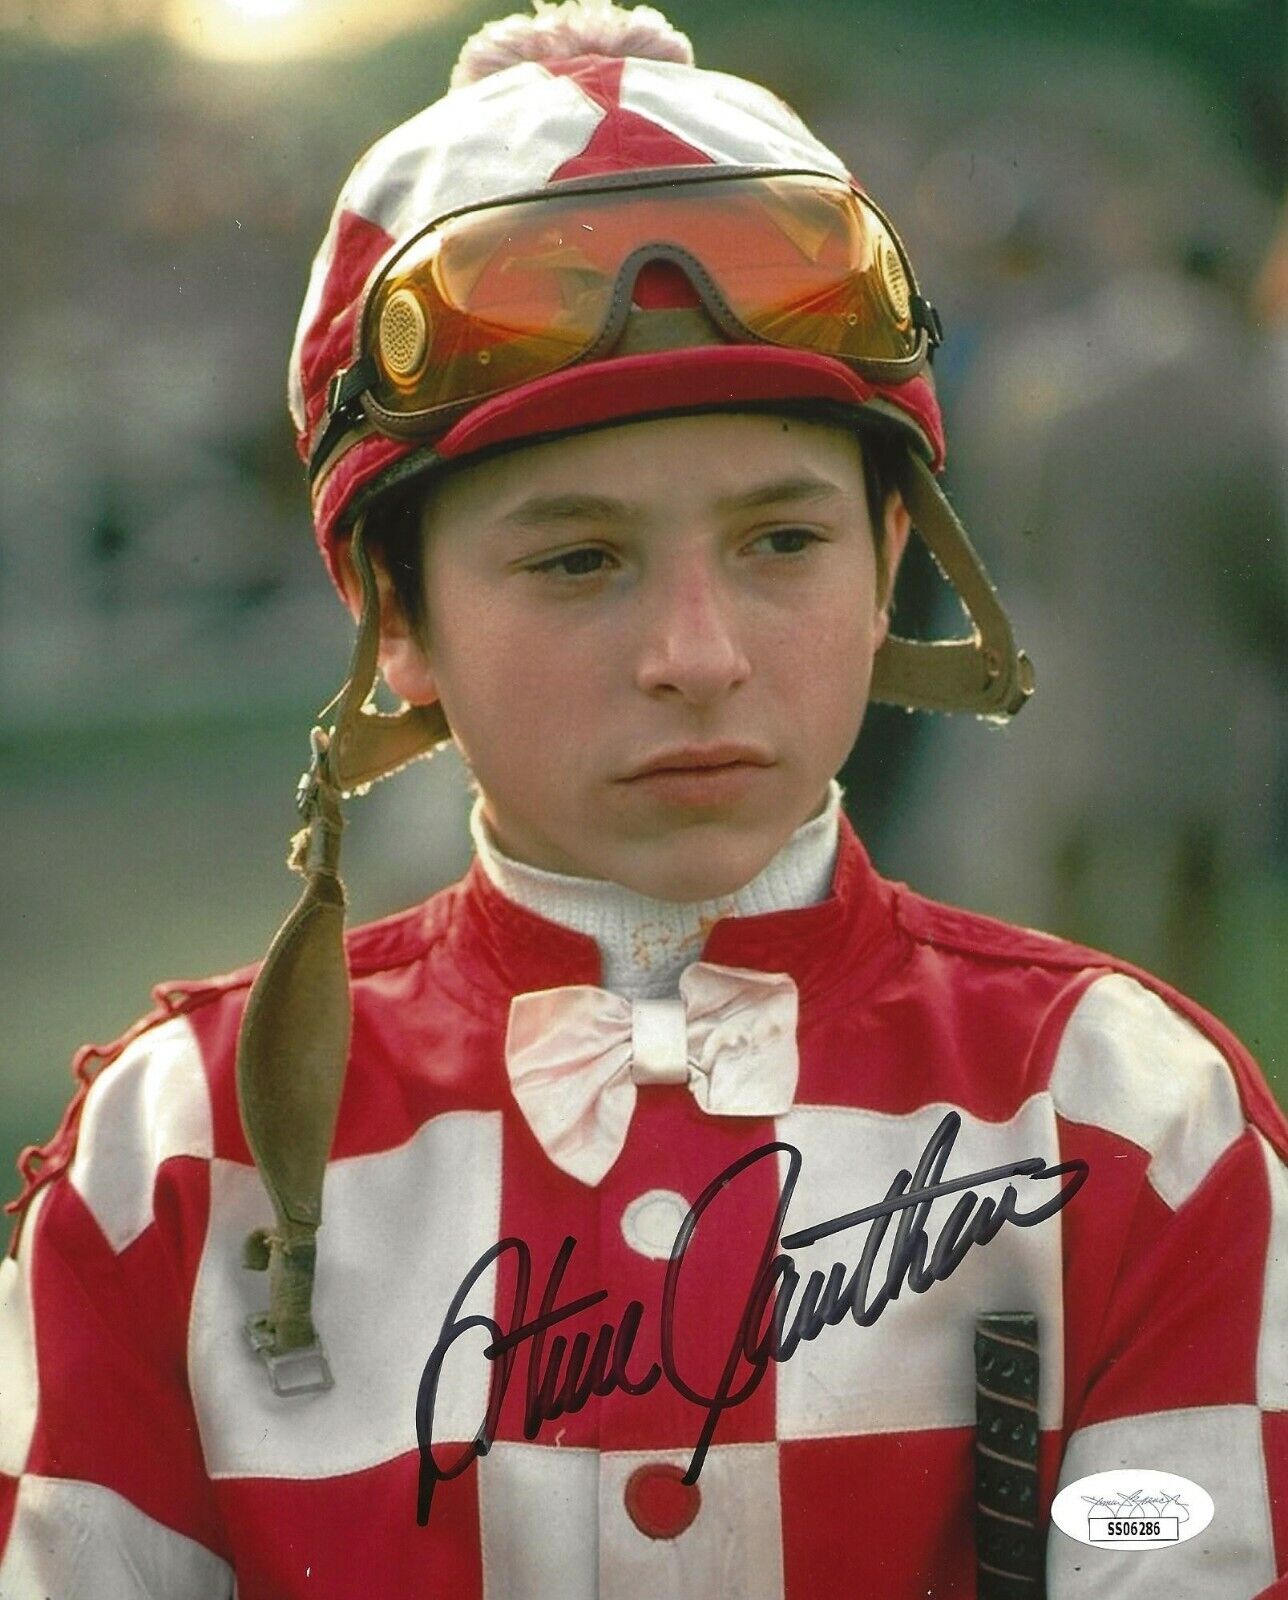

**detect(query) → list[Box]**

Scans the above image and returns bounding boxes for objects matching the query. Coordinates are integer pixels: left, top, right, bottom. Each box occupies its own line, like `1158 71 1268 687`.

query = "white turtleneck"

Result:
470 782 842 999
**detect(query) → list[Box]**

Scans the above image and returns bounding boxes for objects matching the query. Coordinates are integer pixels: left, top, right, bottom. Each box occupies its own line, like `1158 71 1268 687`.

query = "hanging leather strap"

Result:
975 1311 1046 1598
235 520 447 1396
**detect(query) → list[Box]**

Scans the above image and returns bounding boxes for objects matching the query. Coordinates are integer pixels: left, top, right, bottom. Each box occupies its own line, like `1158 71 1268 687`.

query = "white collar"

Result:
470 781 842 998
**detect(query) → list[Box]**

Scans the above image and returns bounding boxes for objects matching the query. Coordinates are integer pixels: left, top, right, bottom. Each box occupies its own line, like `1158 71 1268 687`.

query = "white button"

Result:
621 1189 691 1260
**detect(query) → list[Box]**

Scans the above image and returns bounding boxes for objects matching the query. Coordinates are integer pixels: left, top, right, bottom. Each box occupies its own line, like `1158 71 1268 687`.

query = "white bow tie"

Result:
505 962 799 1186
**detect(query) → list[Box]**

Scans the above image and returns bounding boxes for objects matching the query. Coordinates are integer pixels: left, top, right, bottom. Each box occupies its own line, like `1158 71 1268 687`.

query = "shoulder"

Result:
6 878 467 1250
888 882 1288 1177
893 881 1125 975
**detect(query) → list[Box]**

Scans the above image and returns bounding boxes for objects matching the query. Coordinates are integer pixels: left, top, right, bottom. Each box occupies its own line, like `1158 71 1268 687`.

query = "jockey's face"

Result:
376 411 908 901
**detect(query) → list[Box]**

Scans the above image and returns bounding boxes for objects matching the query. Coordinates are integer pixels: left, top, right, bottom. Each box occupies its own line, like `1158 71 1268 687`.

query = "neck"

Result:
469 783 843 998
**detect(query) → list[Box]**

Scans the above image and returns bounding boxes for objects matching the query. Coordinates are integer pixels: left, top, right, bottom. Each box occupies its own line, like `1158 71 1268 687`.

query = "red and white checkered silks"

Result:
286 53 945 586
3 820 1286 1596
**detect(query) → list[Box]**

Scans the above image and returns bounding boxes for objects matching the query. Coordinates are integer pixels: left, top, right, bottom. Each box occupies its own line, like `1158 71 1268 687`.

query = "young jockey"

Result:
2 4 1285 1596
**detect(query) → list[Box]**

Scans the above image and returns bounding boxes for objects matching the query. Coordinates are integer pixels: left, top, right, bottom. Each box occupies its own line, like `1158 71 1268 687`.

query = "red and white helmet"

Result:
287 0 946 593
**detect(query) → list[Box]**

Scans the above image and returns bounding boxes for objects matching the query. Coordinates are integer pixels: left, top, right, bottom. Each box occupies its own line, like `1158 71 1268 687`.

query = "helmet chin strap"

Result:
870 453 1034 720
233 465 1031 1397
235 519 447 1396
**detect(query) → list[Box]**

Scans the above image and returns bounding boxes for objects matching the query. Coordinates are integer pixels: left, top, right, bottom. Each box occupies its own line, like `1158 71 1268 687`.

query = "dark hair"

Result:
364 415 908 641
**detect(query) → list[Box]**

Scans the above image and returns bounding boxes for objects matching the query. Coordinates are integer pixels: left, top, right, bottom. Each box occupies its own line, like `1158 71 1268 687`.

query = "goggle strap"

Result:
311 356 380 480
870 455 1034 719
327 355 379 418
910 294 943 348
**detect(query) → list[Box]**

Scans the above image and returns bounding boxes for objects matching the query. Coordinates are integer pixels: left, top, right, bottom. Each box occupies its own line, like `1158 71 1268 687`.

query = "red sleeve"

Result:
1046 973 1288 1597
0 1018 234 1597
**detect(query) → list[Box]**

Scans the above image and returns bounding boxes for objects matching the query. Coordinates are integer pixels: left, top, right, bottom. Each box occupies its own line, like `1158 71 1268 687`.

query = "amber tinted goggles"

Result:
314 167 939 474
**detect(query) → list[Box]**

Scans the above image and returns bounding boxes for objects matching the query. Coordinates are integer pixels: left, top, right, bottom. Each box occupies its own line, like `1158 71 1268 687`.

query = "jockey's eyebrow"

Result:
503 492 634 527
712 472 850 514
500 472 849 530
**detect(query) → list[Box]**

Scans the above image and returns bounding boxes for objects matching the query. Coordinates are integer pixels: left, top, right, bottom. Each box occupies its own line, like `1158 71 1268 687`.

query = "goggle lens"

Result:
365 172 922 420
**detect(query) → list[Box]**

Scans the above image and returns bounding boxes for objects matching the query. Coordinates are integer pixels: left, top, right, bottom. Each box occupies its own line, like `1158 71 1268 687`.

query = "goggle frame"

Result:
311 164 941 481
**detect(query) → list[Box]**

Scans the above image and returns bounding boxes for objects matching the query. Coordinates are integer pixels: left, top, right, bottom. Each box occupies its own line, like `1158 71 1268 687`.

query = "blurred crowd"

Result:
1 0 1285 1170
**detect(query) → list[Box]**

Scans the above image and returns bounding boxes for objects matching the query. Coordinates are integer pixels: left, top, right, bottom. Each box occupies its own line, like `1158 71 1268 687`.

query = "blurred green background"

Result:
2 0 1286 1196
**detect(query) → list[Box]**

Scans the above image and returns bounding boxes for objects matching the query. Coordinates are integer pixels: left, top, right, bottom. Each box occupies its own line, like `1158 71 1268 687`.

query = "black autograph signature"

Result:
415 1110 1087 1525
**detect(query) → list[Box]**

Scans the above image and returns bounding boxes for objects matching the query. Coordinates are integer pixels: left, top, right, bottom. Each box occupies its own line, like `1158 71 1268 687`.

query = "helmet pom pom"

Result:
450 0 695 89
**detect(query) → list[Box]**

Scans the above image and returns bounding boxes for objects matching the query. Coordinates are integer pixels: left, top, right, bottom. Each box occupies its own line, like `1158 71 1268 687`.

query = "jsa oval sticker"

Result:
1052 1469 1214 1550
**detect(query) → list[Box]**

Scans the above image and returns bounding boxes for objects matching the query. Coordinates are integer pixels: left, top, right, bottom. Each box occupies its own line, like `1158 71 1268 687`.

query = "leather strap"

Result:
327 529 450 791
975 1312 1046 1598
235 520 448 1396
869 454 1034 718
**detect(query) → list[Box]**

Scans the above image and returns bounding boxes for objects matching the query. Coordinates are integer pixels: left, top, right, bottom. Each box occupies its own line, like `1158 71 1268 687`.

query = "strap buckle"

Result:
310 357 379 481
245 1315 335 1397
325 356 377 421
911 293 944 348
295 727 332 817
